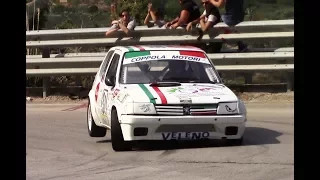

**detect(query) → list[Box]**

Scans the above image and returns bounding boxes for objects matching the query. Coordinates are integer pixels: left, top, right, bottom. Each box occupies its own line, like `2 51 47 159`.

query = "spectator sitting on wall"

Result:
185 0 222 52
105 9 137 37
209 0 248 52
186 0 221 34
144 1 166 28
164 0 201 29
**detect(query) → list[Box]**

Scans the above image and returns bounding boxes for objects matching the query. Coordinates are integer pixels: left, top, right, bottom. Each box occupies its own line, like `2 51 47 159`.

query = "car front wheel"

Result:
87 101 107 137
111 109 132 151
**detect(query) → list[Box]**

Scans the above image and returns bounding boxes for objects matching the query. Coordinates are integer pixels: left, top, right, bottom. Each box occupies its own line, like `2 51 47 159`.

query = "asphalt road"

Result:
26 102 294 180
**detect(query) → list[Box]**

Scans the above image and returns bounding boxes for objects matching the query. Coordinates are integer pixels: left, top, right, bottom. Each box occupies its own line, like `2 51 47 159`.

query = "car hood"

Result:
119 83 238 104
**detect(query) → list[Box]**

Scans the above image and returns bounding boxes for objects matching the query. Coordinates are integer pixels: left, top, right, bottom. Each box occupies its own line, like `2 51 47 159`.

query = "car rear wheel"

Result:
87 101 107 137
111 109 132 151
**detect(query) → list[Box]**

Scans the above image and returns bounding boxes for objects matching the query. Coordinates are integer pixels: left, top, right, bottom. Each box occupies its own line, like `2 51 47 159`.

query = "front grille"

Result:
156 105 183 115
155 124 215 133
155 104 218 116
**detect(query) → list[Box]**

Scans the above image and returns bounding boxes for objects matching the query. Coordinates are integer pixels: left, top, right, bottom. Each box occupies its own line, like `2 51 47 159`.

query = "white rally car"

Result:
87 45 247 151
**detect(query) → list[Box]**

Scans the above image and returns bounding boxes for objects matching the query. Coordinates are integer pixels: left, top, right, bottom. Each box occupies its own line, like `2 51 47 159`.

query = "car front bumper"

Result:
119 114 246 141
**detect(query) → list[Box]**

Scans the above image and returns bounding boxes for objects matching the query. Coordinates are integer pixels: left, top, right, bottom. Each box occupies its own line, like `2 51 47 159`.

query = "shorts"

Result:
147 20 166 28
221 14 244 27
155 7 165 19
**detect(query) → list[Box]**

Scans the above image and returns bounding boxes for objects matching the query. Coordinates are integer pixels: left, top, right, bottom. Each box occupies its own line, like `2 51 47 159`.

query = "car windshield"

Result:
119 50 220 84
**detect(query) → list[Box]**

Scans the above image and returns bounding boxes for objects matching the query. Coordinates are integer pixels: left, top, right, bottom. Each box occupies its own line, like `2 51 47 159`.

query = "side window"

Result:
105 53 120 81
99 50 114 77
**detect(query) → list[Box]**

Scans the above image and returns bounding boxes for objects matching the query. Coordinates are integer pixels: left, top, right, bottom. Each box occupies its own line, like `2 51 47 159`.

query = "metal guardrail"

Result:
26 19 294 39
26 32 294 48
26 19 294 97
25 47 294 59
26 51 294 70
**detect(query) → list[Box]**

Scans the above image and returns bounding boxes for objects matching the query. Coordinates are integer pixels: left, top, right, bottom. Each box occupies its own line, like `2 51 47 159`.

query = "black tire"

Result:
111 109 132 151
226 137 244 146
87 101 107 137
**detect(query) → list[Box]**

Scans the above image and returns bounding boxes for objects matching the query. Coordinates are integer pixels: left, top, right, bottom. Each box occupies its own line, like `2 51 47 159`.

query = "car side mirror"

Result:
105 76 115 86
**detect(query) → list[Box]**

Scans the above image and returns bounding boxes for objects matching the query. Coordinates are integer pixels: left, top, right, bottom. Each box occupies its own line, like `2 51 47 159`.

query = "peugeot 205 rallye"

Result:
87 45 247 151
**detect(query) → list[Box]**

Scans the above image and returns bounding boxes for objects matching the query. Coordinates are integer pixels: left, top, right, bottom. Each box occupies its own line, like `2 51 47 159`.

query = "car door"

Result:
94 50 114 123
98 52 121 126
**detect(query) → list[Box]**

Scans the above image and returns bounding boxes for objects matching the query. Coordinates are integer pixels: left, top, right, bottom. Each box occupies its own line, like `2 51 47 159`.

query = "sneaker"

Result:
146 22 155 28
238 43 248 52
197 29 203 41
55 53 65 58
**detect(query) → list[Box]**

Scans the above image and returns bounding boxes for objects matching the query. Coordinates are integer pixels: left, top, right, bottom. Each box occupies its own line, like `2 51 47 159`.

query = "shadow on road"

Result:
243 127 282 145
96 127 282 151
133 140 223 151
96 139 111 143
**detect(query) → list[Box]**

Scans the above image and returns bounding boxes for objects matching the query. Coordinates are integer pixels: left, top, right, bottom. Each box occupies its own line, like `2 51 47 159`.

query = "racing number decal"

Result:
101 90 107 116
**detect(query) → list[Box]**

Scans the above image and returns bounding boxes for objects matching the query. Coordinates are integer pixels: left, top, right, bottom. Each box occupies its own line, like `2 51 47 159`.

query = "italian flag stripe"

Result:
125 51 151 58
138 84 156 104
134 45 145 51
179 51 206 58
151 86 168 104
125 46 135 51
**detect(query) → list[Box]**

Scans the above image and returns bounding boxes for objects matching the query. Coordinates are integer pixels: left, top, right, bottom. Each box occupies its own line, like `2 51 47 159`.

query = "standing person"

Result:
209 0 248 52
105 9 137 37
165 0 201 29
144 1 166 28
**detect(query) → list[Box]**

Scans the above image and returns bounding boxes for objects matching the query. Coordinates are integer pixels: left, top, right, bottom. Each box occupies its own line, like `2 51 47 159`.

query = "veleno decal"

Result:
161 132 210 140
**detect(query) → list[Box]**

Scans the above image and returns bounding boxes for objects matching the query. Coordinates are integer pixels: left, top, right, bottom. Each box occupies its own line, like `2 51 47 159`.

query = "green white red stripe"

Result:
134 45 145 51
124 45 201 51
124 51 150 58
151 86 167 104
124 46 135 51
138 84 156 104
123 50 209 65
179 50 205 58
138 84 168 104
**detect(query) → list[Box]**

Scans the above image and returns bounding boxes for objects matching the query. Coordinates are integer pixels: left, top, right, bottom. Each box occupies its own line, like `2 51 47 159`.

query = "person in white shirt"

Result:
186 0 221 32
105 9 137 37
185 0 222 53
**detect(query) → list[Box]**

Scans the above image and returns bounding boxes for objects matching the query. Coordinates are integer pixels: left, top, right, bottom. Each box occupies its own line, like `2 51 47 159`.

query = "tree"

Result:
26 0 50 30
164 0 180 20
70 0 81 6
87 5 101 27
115 0 149 24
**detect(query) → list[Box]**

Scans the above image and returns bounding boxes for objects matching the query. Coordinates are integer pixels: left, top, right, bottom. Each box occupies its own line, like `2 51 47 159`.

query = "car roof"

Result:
110 45 205 53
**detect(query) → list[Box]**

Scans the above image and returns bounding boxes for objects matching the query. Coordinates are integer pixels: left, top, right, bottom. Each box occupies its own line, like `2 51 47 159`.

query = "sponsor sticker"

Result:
123 51 210 65
166 86 226 98
100 91 107 116
117 93 128 103
161 132 210 140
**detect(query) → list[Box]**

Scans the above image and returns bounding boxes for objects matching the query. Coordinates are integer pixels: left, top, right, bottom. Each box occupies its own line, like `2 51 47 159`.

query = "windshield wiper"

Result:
149 81 181 87
184 80 218 84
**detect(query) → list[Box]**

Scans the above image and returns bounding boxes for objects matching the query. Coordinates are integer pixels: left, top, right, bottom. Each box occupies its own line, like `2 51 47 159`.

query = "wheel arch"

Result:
111 105 122 124
88 90 102 126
